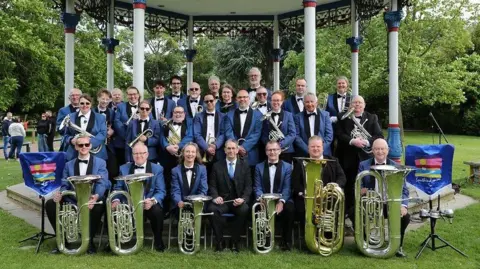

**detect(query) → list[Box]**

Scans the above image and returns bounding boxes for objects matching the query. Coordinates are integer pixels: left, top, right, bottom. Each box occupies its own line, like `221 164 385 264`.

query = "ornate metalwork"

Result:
194 20 274 38
280 5 351 34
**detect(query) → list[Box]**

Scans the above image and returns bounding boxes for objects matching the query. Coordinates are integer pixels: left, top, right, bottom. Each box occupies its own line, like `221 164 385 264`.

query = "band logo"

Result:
19 152 67 196
30 163 56 183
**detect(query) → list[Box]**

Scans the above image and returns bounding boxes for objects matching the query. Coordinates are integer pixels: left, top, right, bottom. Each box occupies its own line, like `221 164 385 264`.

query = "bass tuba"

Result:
178 195 213 254
106 173 153 255
354 164 413 258
301 158 345 256
56 175 102 255
252 193 282 254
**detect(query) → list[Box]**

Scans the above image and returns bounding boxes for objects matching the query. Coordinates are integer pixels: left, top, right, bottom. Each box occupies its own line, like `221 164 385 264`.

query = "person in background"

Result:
8 118 26 161
36 113 50 152
2 112 13 159
45 110 56 151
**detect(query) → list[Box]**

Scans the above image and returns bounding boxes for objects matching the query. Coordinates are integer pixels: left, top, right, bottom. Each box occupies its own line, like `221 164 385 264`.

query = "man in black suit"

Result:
335 95 383 225
292 135 346 226
207 139 252 253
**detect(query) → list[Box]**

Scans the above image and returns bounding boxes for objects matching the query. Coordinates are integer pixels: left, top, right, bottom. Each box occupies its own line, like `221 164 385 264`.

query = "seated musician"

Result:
112 142 166 252
254 141 294 251
358 138 410 257
171 143 208 213
125 100 161 163
46 134 110 254
208 139 252 253
216 84 238 114
292 136 346 227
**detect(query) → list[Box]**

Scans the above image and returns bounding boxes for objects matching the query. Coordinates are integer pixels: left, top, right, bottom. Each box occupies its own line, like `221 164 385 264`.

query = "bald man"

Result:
177 82 204 120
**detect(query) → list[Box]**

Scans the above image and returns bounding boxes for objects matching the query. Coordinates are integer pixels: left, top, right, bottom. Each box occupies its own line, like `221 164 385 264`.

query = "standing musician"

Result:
113 86 140 165
171 143 208 212
261 91 296 163
254 141 294 250
216 84 238 114
246 67 272 102
291 136 346 226
109 88 124 112
294 93 334 156
178 82 204 120
335 95 383 227
150 79 175 121
125 100 161 163
56 88 81 151
255 87 271 115
208 139 252 252
167 75 186 105
111 142 166 252
326 76 352 125
63 94 107 161
46 134 110 254
358 138 410 257
208 75 221 100
282 78 306 114
224 89 263 173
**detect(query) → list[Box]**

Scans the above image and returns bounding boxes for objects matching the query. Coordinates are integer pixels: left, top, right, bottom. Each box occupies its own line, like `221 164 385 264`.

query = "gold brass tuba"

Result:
252 193 282 254
56 175 102 255
354 164 414 258
106 173 153 255
300 158 345 256
178 195 213 254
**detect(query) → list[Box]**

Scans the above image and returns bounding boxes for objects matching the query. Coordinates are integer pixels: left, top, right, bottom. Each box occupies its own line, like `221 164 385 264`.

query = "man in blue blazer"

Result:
177 82 204 120
254 141 294 251
125 100 161 163
294 92 334 156
282 78 306 115
325 76 352 124
167 75 186 105
56 88 81 151
150 79 175 121
254 87 271 116
224 89 263 171
357 138 410 258
261 91 296 163
111 142 166 252
46 135 110 254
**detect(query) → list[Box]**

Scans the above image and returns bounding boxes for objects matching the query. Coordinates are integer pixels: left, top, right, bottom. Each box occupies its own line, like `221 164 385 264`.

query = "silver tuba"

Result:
341 108 372 154
252 193 282 254
61 114 102 154
178 195 213 254
262 111 288 151
128 129 153 148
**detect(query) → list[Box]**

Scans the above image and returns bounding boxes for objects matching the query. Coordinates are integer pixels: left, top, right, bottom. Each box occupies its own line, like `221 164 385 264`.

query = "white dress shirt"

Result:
78 155 90 176
268 164 276 193
78 110 91 131
307 111 317 137
169 122 182 140
134 162 147 174
239 108 249 135
189 98 199 117
336 93 346 112
139 117 149 132
130 103 138 115
296 95 304 112
257 103 268 115
271 109 281 125
154 97 165 119
206 111 215 140
185 165 194 187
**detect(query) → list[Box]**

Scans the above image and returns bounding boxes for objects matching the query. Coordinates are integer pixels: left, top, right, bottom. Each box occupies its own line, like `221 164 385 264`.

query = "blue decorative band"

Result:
346 36 363 52
387 126 402 160
185 49 197 62
384 10 403 30
271 49 283 62
102 38 120 53
61 12 80 33
133 0 146 4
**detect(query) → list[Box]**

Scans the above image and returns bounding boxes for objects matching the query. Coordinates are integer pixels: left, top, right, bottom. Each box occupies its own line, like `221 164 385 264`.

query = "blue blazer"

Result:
149 97 175 120
294 109 334 156
193 111 226 161
159 118 194 153
261 110 296 154
60 156 110 203
113 102 138 148
64 111 107 161
325 93 352 118
358 158 409 207
125 117 161 162
114 161 166 207
177 96 204 120
224 108 263 166
282 95 303 115
254 160 292 202
170 164 208 208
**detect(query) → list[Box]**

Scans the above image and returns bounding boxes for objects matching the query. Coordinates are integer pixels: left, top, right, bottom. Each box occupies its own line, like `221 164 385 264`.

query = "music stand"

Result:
415 195 467 259
18 195 55 254
429 112 449 145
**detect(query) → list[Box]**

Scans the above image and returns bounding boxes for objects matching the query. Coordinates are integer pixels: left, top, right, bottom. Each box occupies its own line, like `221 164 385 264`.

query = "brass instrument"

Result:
252 193 282 254
340 91 352 113
197 105 204 114
250 101 260 110
106 173 153 255
202 134 217 163
163 119 181 157
220 102 234 113
317 92 329 110
56 175 102 255
125 111 139 126
178 195 213 254
128 128 153 148
354 164 414 258
261 111 288 151
61 114 102 154
341 108 372 154
299 158 345 256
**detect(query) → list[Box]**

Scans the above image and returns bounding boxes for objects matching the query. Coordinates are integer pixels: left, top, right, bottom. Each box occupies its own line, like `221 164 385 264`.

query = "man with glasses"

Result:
254 87 271 115
216 84 238 114
247 67 272 102
46 134 110 254
150 79 175 121
283 78 307 115
168 75 186 105
178 81 204 120
57 88 82 151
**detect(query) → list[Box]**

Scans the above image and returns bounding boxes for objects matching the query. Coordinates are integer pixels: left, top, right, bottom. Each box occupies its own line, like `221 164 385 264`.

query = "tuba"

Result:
163 119 181 156
354 164 414 258
106 173 153 255
252 193 282 254
128 129 153 148
178 195 213 254
56 175 102 255
61 114 102 154
300 158 345 256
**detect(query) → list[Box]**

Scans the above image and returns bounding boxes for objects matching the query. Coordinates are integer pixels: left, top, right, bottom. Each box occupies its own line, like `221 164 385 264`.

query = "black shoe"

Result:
215 241 224 252
50 248 60 254
103 244 112 253
87 244 97 255
281 242 292 251
231 242 240 253
154 242 165 252
395 247 407 258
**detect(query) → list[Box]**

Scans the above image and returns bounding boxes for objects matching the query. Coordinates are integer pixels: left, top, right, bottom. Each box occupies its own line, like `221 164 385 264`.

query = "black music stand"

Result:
415 195 467 259
429 112 449 145
18 195 55 254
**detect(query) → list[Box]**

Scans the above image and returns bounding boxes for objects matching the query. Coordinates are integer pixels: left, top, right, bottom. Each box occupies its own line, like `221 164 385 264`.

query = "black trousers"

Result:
383 204 410 246
47 134 55 152
145 204 165 247
207 202 249 244
276 201 295 244
106 148 119 185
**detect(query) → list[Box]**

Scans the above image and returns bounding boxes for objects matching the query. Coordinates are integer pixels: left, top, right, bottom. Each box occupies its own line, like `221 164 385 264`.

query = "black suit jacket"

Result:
291 156 346 198
208 159 252 203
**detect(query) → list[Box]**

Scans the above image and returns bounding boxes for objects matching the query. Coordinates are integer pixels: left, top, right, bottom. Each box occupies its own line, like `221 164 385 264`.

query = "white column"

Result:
106 0 115 91
64 0 76 106
187 16 194 92
273 15 280 91
133 0 146 100
303 0 317 94
350 0 359 96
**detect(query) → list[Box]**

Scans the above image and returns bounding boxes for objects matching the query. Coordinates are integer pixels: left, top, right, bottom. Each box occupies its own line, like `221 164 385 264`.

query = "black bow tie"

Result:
172 94 180 98
134 165 145 170
376 163 386 166
79 114 86 118
98 110 106 114
258 103 267 108
297 98 303 102
173 122 182 126
78 159 88 164
238 110 248 114
271 112 279 117
156 97 164 101
184 167 194 172
215 96 220 99
139 119 148 124
269 162 278 167
355 116 362 119
248 88 256 92
206 113 215 117
130 104 138 108
190 99 198 103
337 94 346 99
307 113 316 117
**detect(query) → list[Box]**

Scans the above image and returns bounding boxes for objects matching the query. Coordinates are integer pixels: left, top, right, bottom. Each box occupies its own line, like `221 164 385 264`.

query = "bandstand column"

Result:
133 0 146 99
62 0 80 106
102 0 119 91
303 0 317 94
272 15 282 91
385 0 403 162
346 0 362 96
186 16 196 92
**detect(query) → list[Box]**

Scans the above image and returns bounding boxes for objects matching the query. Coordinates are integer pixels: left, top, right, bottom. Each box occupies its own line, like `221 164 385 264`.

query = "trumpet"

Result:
178 195 213 254
262 111 288 151
202 134 216 163
61 114 102 154
125 111 139 126
163 119 181 156
128 129 153 148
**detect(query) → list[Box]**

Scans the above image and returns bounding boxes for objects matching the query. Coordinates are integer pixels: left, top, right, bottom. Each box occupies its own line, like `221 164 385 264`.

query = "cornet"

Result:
128 129 153 148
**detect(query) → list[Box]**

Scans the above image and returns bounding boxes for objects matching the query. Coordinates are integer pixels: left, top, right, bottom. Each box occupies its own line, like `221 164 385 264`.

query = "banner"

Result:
19 152 67 196
405 144 454 198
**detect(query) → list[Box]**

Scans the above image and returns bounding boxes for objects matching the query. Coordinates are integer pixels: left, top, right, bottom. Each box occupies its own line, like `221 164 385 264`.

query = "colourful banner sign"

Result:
19 152 67 196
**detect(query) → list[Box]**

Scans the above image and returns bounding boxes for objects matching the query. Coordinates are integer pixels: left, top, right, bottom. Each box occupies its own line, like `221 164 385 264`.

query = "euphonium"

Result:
106 173 153 255
56 175 102 255
354 164 414 258
62 114 102 154
128 128 153 148
178 195 213 254
301 158 345 256
252 193 282 254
